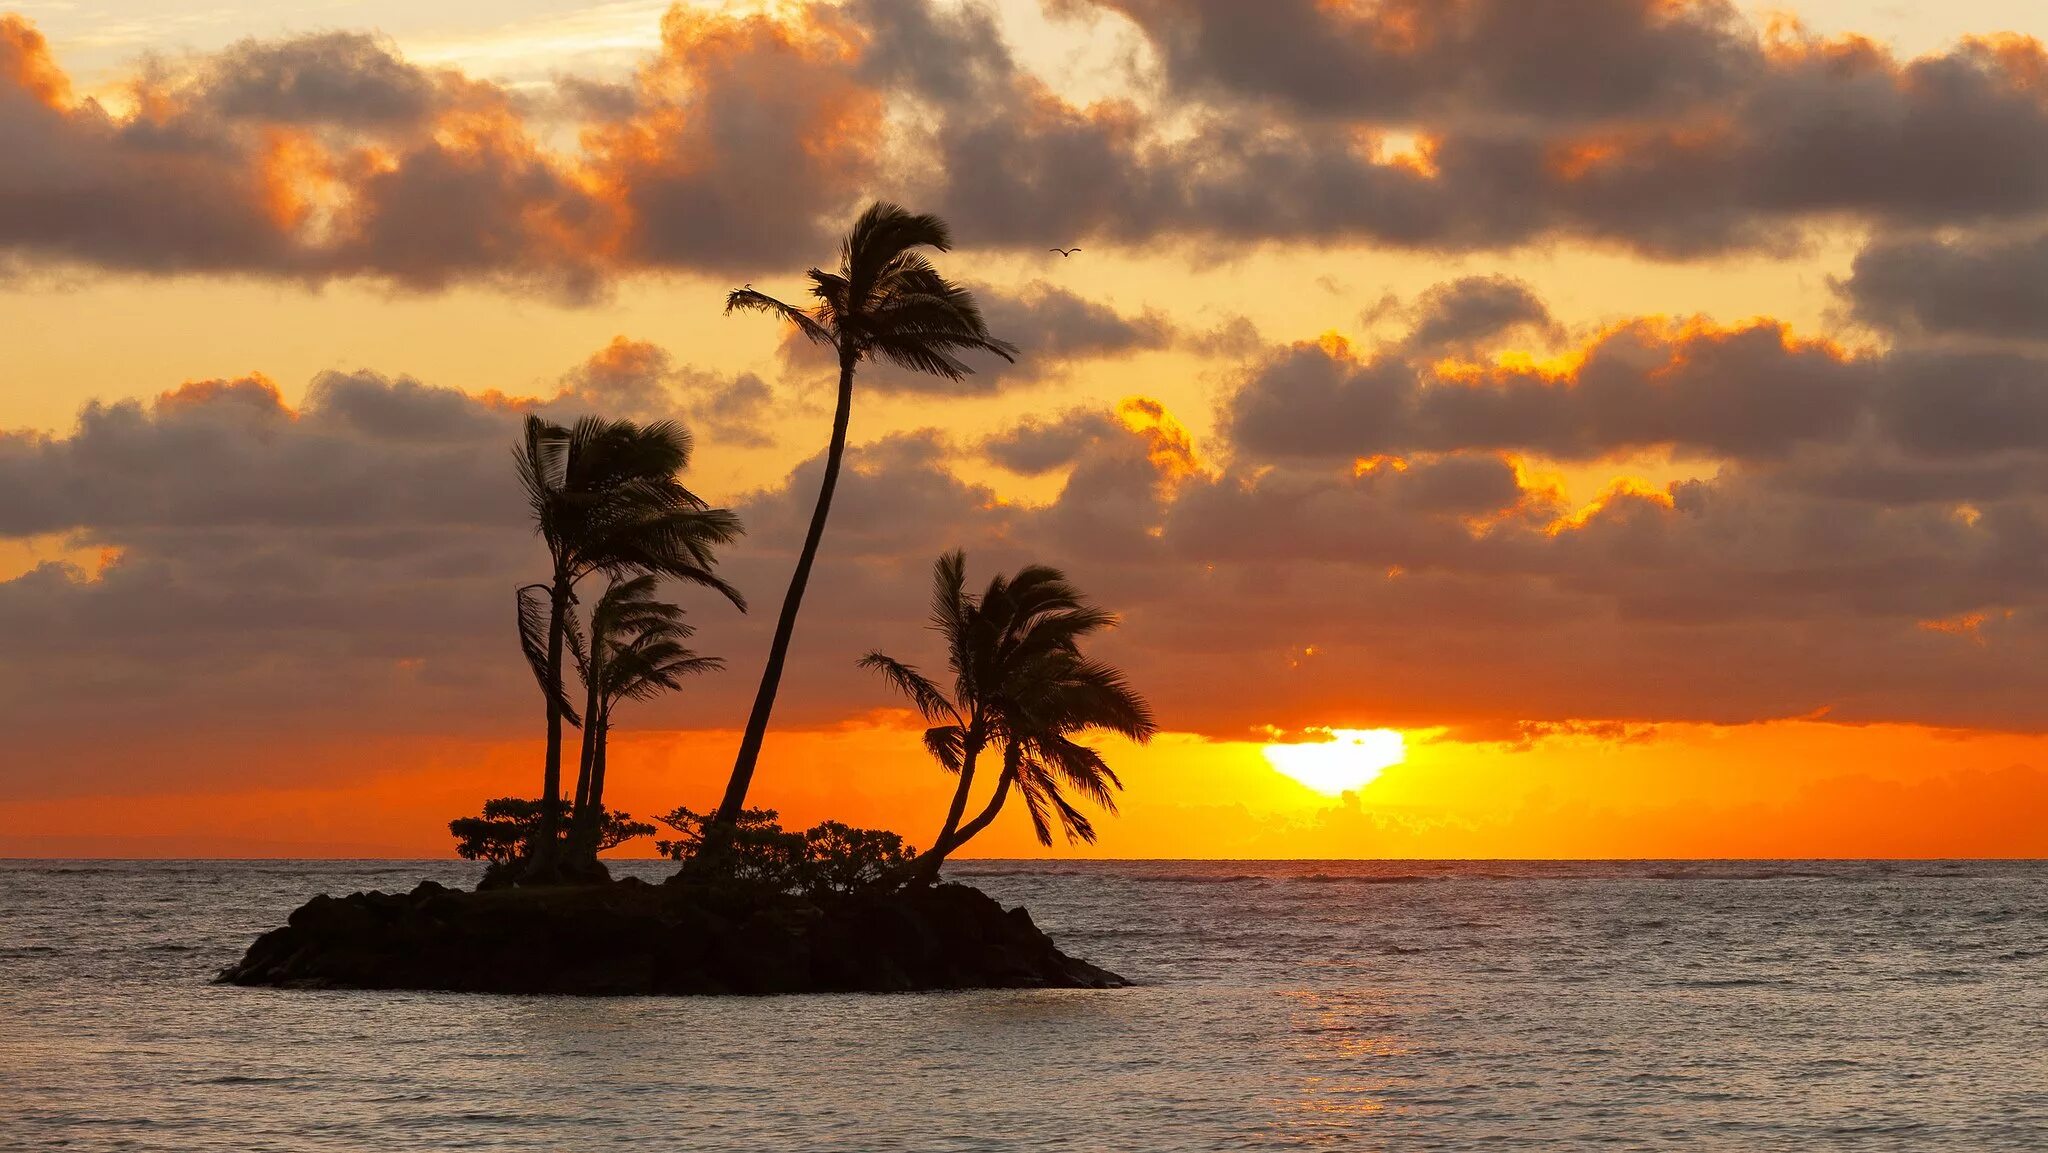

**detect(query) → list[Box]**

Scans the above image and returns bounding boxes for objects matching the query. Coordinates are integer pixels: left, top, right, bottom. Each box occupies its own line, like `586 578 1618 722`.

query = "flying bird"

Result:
1050 247 1081 257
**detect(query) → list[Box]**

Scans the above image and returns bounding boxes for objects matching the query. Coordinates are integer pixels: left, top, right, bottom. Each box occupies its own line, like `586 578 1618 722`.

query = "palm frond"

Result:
516 584 581 727
923 724 966 774
726 287 834 347
858 651 960 723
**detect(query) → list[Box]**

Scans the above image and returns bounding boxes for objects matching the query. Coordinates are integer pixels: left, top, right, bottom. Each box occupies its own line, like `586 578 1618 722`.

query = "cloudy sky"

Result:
4 0 2047 857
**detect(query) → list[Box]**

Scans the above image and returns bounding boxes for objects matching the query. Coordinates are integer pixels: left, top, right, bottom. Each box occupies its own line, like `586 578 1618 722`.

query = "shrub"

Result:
802 821 915 894
449 797 655 863
654 807 916 895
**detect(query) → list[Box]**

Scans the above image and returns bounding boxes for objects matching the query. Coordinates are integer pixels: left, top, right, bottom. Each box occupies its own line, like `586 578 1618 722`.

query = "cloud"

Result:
1842 230 2048 342
1066 0 1763 125
0 7 878 295
1400 275 1559 352
7 315 2048 796
1225 316 1869 464
980 408 1123 473
8 4 2048 289
0 340 786 782
552 336 778 447
578 5 884 273
197 32 443 127
890 4 2048 259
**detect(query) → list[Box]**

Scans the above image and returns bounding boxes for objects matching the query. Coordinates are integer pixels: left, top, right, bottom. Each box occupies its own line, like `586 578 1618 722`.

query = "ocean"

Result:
2 859 2043 1150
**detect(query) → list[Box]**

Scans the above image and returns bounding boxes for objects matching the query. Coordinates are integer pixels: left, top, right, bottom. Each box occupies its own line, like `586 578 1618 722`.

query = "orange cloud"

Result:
154 374 294 416
1545 476 1676 535
0 15 68 108
580 3 883 270
1116 396 1205 485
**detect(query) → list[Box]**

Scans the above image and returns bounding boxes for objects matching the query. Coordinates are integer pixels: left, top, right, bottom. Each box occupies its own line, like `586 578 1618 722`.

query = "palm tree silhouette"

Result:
513 415 742 881
715 204 1016 835
955 650 1154 856
566 575 724 864
863 552 1153 882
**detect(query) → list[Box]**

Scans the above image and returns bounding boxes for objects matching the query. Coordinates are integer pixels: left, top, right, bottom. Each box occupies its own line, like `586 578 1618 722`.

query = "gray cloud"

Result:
1226 315 1872 464
551 337 779 447
1402 275 1558 352
980 409 1123 474
197 31 442 127
1843 230 2048 342
1066 0 1763 126
8 324 2048 799
900 5 2048 260
8 4 2048 287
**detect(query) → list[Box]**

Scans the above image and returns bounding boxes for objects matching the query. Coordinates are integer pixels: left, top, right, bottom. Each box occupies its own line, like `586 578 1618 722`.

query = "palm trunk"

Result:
902 746 1015 885
714 350 856 828
933 728 983 849
529 579 571 879
568 650 605 862
571 671 601 822
585 719 612 851
946 747 1017 854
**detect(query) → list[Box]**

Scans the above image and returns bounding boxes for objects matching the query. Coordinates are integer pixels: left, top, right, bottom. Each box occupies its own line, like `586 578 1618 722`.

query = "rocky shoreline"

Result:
218 879 1127 995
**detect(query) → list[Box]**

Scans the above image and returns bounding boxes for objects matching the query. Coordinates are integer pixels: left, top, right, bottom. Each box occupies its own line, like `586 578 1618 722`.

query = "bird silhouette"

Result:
1050 247 1081 257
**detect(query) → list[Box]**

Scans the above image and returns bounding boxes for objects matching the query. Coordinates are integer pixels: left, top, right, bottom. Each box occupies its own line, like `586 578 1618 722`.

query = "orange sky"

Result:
3 0 2048 858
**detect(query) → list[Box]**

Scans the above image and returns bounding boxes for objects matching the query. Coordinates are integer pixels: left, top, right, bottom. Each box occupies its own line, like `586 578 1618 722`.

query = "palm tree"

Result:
514 415 743 880
863 553 1154 883
714 204 1016 835
566 575 724 864
940 652 1155 863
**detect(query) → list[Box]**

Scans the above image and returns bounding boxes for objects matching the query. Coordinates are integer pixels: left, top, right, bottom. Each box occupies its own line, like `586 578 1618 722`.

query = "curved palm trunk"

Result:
933 730 984 849
569 655 606 860
714 351 856 827
571 672 601 819
903 745 1015 885
528 581 572 879
580 720 613 860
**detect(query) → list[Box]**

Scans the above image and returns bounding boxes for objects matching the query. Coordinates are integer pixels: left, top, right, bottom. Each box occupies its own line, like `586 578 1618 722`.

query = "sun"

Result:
1262 728 1406 795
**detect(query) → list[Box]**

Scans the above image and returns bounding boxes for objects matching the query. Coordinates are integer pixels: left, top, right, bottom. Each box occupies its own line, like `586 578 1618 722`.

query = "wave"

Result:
1290 873 1438 885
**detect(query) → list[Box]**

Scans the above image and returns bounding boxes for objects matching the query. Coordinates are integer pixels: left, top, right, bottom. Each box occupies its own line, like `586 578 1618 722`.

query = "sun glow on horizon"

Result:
1262 728 1407 796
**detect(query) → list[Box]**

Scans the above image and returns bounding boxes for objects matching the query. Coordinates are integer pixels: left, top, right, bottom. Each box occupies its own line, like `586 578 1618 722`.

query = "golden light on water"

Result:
1262 729 1407 796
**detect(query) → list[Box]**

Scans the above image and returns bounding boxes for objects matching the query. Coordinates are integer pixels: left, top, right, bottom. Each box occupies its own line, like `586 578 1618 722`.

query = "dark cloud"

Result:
0 330 791 769
1402 275 1558 352
581 5 883 273
9 5 2048 287
1225 317 1870 464
1067 0 1762 125
550 336 779 447
902 7 2048 260
1843 230 2048 342
0 7 877 293
8 320 2048 795
0 371 537 760
980 409 1122 474
197 32 441 126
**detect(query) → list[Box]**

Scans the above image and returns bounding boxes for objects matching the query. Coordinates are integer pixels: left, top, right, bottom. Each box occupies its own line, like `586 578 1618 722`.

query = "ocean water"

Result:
1 859 2044 1151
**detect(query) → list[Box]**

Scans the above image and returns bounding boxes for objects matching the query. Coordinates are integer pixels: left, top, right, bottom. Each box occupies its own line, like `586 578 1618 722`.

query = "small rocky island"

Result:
219 878 1126 995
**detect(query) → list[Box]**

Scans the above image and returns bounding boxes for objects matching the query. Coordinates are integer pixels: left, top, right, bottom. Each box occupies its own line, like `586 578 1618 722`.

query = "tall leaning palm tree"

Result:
515 415 743 880
714 204 1016 833
864 554 1154 883
566 575 724 864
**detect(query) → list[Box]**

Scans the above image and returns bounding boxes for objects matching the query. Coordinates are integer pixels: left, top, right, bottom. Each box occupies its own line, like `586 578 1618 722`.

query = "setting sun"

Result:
1262 728 1406 795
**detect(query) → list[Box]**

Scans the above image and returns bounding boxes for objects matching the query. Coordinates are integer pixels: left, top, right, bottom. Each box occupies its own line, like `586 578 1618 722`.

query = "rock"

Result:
217 880 1128 996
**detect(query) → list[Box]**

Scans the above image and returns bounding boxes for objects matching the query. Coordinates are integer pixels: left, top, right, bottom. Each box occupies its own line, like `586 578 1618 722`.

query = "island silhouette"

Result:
222 204 1146 995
